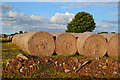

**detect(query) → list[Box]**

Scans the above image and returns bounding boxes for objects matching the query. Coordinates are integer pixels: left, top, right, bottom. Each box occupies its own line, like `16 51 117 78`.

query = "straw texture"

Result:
12 31 55 56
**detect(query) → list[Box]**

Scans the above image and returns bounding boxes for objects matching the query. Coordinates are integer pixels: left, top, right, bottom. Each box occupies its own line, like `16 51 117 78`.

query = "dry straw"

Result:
49 32 65 37
7 35 13 41
12 31 55 56
101 33 120 57
70 33 82 38
55 33 77 56
77 32 107 58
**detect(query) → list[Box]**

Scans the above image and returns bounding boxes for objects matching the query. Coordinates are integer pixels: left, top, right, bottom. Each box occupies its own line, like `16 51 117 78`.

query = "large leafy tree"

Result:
66 12 96 33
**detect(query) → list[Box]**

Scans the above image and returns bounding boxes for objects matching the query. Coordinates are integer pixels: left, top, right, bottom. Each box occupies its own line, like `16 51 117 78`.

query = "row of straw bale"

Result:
12 31 119 58
7 35 14 41
100 33 119 57
0 34 7 38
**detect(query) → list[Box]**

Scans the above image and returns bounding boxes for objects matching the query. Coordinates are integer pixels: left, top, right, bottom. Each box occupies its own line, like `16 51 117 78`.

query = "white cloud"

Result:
102 19 118 24
0 3 12 14
8 11 24 17
50 12 74 24
30 15 46 20
94 24 118 33
4 11 71 29
101 24 110 28
2 3 74 33
2 23 12 26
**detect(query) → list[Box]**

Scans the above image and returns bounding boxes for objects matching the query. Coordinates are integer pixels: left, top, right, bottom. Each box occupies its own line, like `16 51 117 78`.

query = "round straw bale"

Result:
7 36 11 40
70 33 82 38
49 32 65 36
56 33 77 56
107 33 120 57
49 32 65 40
12 34 20 44
100 33 115 42
7 35 14 41
77 33 107 58
99 33 115 57
12 31 55 56
7 36 10 40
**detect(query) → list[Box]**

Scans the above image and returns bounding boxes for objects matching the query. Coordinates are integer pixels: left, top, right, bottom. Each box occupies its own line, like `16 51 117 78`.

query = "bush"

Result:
98 32 108 34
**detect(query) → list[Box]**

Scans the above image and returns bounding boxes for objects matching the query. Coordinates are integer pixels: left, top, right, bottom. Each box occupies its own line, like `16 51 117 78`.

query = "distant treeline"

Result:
10 31 27 36
98 32 116 34
0 31 27 38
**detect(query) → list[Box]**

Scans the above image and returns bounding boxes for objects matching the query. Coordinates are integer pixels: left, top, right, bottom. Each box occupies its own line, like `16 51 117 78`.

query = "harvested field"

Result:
2 53 120 79
1 37 119 79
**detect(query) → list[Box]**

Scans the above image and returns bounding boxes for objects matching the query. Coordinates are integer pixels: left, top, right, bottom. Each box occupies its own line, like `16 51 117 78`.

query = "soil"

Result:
2 54 120 78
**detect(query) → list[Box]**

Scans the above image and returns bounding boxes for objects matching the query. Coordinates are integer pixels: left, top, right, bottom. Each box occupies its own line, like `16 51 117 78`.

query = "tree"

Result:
19 31 23 34
98 32 108 34
10 34 14 36
15 32 18 34
24 31 27 33
66 12 96 33
111 32 115 34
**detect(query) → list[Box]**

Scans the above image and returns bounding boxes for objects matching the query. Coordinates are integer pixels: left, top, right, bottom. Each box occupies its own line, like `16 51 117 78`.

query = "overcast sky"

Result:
1 1 119 34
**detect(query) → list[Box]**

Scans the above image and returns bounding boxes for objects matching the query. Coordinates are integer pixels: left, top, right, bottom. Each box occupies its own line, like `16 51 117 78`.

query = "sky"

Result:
2 0 119 2
1 1 119 34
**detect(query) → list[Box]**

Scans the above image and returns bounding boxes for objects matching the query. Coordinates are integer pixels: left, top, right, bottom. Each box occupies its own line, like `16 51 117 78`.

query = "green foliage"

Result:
15 32 18 34
19 31 23 34
110 32 115 34
10 34 14 36
24 31 27 33
66 12 96 33
98 32 108 34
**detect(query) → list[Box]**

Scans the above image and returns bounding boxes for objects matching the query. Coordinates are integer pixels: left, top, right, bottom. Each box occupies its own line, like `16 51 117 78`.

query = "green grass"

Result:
2 42 19 51
2 69 81 78
103 56 119 61
1 38 26 67
3 69 116 79
0 37 7 41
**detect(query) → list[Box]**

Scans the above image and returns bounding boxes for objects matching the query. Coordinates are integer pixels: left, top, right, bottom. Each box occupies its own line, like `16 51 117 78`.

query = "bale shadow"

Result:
0 40 11 43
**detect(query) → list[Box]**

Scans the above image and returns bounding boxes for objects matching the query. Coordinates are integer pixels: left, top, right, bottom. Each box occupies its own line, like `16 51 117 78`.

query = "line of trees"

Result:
10 31 27 36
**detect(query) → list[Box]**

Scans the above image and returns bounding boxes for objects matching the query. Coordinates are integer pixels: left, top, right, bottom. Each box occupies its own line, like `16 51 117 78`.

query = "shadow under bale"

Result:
0 40 11 43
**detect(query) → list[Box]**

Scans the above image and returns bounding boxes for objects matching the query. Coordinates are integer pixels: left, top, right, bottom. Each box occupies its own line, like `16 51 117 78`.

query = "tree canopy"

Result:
66 12 96 33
